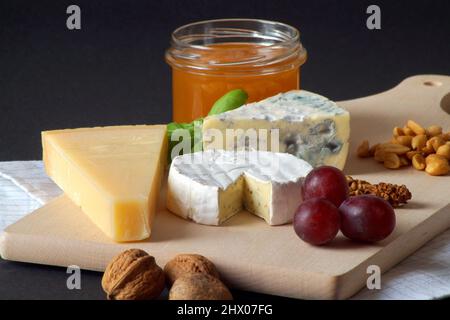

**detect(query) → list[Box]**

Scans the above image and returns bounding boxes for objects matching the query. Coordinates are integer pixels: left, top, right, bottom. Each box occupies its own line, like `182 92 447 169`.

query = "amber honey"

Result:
166 19 307 123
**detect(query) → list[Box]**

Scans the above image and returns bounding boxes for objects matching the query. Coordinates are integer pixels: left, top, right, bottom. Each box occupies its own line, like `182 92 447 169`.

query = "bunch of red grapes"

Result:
293 166 396 245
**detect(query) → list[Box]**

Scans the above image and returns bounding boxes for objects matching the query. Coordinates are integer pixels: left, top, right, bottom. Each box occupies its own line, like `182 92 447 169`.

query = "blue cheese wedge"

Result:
202 90 350 169
166 150 313 226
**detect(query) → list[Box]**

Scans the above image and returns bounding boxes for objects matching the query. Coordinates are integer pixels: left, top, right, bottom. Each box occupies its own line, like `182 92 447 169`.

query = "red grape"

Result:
302 166 349 207
293 198 341 245
339 195 396 242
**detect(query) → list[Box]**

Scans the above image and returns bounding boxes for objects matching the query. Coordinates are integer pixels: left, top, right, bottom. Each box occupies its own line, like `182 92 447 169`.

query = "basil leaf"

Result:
208 89 248 115
167 89 248 162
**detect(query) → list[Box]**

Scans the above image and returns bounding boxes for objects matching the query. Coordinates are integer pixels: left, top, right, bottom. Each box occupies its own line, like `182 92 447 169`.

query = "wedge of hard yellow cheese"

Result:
42 125 167 242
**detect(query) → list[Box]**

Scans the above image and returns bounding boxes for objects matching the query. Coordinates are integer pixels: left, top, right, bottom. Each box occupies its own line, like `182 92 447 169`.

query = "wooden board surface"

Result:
1 75 450 299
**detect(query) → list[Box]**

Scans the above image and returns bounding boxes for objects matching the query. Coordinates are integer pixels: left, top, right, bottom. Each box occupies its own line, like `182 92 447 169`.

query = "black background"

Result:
0 0 449 300
1 0 449 160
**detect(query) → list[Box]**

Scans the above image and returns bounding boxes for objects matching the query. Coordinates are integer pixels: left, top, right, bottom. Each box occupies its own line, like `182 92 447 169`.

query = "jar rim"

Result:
171 18 301 49
166 18 307 75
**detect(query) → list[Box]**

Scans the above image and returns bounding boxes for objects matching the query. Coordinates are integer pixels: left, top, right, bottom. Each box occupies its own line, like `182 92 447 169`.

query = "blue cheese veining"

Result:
202 90 350 169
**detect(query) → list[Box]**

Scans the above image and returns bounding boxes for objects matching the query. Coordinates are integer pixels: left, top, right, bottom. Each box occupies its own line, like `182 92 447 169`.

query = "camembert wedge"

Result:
42 125 167 242
167 150 313 225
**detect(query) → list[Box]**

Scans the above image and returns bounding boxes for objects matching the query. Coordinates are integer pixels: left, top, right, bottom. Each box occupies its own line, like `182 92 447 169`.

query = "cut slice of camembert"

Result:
166 149 313 226
202 90 350 169
42 125 167 242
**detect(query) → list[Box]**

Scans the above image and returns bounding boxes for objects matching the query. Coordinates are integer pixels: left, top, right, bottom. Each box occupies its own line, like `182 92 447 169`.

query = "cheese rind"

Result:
42 125 167 242
202 90 350 169
166 150 313 225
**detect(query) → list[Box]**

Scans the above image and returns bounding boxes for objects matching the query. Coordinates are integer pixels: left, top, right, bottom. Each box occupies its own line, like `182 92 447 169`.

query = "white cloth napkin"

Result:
0 160 449 300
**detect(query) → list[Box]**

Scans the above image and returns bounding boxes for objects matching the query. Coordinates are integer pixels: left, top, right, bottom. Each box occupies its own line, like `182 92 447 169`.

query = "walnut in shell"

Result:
169 273 233 300
102 249 165 300
164 253 220 286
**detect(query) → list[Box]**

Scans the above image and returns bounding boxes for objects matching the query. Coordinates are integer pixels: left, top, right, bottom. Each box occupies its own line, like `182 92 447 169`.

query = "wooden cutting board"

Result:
1 75 450 299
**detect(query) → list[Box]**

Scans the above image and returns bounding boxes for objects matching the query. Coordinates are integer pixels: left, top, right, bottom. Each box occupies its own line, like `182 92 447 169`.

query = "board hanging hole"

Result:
440 92 450 115
423 80 443 87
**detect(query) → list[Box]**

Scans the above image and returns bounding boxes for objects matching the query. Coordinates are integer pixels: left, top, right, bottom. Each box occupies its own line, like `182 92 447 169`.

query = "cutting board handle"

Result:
391 74 450 115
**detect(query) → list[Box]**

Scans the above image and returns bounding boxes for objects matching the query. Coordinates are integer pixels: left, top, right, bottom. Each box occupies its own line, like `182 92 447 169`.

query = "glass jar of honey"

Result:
165 19 307 123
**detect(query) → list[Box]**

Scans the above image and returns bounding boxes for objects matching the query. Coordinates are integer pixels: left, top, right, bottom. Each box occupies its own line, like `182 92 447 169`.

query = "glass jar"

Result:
165 19 307 123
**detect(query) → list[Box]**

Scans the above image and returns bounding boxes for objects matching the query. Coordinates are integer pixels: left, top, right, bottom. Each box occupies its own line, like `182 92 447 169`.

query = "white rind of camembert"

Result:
166 149 313 226
202 90 350 169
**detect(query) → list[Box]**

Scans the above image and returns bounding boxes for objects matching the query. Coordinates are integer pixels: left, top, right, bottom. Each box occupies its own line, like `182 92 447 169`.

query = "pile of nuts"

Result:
357 120 450 176
346 176 412 208
102 249 232 300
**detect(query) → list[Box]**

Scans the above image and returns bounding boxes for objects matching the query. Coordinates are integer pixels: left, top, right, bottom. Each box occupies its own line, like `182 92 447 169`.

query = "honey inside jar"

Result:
166 19 307 123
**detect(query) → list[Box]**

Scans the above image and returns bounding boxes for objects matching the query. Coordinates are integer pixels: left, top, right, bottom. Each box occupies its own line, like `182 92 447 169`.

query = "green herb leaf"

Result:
208 89 248 116
167 89 248 162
